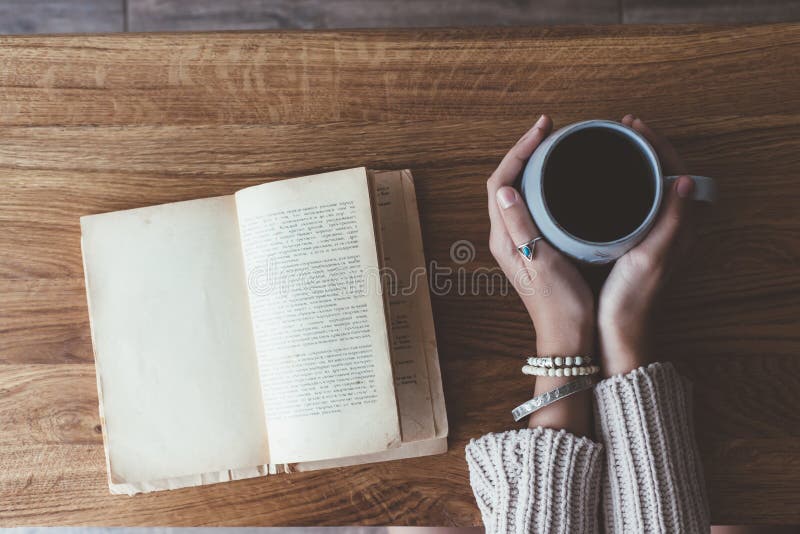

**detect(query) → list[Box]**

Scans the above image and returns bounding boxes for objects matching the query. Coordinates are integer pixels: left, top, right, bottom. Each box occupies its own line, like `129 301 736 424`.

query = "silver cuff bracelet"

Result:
511 375 594 422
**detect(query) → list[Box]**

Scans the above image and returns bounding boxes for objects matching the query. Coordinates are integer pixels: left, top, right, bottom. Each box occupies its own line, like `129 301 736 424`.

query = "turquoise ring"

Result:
516 237 543 262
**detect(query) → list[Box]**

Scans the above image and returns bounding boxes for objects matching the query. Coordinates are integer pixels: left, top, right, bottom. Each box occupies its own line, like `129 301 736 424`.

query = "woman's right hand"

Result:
487 115 595 359
597 115 700 377
488 114 595 436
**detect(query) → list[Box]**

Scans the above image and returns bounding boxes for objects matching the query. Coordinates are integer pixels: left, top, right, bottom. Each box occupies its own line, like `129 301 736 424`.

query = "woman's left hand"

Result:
487 115 595 357
597 115 700 377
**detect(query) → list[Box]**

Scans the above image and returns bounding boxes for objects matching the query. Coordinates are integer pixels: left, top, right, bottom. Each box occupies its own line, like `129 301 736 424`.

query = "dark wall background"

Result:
1 0 799 35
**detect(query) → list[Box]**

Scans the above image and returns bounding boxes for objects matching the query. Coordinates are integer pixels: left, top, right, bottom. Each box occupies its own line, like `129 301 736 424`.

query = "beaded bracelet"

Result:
526 356 592 368
522 364 600 377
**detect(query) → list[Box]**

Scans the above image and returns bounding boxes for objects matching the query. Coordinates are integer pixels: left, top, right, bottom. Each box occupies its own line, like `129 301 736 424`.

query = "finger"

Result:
492 114 553 188
635 175 696 264
629 117 687 175
495 186 558 266
621 114 635 127
488 115 553 238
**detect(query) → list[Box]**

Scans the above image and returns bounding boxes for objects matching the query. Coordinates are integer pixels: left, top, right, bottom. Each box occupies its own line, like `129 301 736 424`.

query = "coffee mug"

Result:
520 119 716 264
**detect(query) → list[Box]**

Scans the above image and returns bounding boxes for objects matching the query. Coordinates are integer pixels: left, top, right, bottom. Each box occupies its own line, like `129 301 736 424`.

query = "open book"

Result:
80 167 447 495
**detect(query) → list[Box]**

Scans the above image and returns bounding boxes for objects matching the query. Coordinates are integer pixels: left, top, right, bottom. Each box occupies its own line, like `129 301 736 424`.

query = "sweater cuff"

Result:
466 427 602 534
594 362 710 533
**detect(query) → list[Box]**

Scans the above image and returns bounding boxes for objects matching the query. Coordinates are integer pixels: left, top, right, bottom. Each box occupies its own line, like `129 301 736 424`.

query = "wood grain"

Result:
1 26 799 526
127 0 619 32
0 0 124 35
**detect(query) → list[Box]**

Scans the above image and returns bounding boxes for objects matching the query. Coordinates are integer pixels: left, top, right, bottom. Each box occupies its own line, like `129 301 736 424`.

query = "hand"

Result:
487 115 594 358
487 115 594 436
597 115 699 377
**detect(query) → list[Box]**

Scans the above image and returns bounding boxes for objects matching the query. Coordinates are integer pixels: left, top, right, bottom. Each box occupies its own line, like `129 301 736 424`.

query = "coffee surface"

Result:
542 127 655 243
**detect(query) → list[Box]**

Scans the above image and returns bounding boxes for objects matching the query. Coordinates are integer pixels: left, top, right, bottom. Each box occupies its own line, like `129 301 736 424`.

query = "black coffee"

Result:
542 127 655 243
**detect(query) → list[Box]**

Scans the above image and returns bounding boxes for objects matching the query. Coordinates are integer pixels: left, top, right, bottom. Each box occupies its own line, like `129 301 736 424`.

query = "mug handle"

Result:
664 175 717 203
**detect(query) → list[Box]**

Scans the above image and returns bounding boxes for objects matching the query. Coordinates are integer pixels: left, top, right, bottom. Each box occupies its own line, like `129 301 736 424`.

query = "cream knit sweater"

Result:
466 362 709 533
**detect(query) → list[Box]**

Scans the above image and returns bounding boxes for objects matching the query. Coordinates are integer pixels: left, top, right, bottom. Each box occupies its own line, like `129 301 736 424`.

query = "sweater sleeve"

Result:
465 427 603 534
594 362 710 534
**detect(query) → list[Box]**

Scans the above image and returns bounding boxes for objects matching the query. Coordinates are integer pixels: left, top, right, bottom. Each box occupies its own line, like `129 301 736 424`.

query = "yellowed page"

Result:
291 436 447 472
81 196 270 492
234 167 401 464
373 170 436 442
398 170 448 441
293 170 448 472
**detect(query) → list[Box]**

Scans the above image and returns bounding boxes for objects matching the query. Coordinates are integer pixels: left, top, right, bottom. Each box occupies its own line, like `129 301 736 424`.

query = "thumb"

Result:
636 175 695 263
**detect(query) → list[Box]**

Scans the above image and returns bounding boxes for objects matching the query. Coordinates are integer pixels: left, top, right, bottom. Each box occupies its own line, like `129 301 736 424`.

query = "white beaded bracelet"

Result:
526 356 591 368
522 364 600 377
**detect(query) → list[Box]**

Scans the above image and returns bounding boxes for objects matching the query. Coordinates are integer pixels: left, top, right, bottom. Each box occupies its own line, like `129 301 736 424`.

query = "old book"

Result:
80 167 447 495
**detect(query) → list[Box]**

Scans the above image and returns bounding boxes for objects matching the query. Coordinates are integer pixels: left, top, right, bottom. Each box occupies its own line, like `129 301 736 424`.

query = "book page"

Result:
373 170 436 442
292 169 448 473
395 170 448 442
234 167 401 464
80 196 270 489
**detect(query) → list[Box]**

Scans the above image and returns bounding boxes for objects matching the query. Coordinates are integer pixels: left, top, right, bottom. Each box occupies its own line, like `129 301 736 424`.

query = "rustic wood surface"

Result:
0 25 799 526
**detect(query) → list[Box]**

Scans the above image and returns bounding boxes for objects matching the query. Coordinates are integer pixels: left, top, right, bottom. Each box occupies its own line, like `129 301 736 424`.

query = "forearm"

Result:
466 427 602 534
597 313 652 378
528 377 592 437
529 333 594 437
594 362 710 533
465 332 601 533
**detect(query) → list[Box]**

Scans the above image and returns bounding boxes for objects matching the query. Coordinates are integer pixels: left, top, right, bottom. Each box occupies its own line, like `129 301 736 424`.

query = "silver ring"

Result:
516 237 543 262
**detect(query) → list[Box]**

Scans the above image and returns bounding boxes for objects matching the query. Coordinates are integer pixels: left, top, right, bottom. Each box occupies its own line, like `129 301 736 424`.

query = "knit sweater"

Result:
466 362 710 533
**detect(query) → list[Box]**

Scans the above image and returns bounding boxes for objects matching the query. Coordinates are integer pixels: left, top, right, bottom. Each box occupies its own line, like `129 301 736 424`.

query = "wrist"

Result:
598 316 650 377
529 323 594 438
527 379 592 437
535 325 594 357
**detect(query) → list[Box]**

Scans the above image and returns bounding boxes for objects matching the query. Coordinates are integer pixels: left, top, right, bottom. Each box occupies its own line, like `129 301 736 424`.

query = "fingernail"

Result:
496 187 518 209
518 116 545 143
676 175 695 198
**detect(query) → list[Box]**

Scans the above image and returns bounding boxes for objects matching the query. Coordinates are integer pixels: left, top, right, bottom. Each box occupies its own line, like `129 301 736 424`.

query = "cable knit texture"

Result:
466 362 709 534
466 427 603 534
594 362 710 533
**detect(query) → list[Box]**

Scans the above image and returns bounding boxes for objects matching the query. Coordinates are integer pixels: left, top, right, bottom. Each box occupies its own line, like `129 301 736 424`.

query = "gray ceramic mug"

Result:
520 120 717 264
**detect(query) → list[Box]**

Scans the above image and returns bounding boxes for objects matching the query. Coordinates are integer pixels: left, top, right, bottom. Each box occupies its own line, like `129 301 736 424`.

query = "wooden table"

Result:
1 25 799 526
